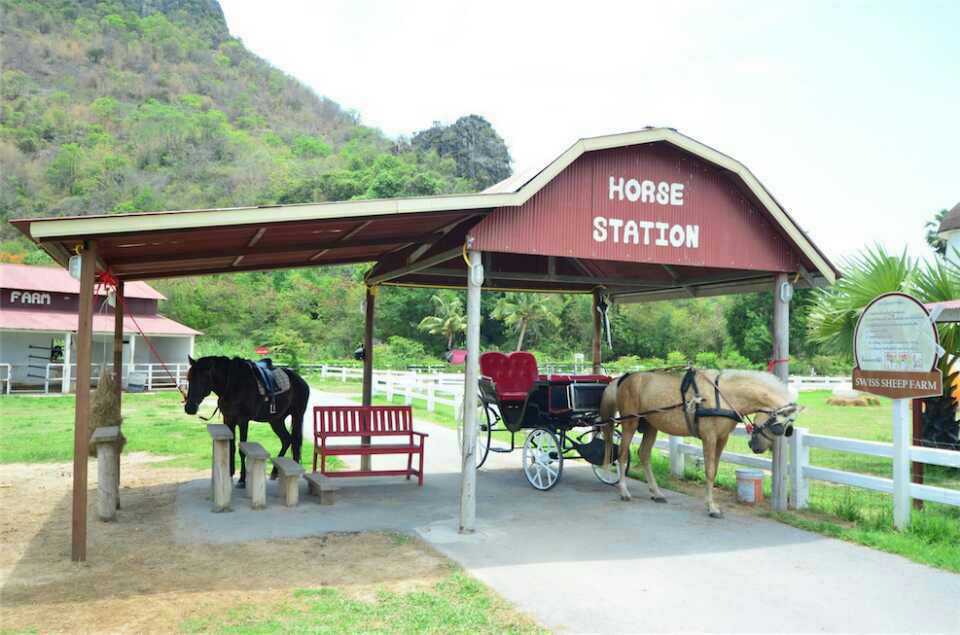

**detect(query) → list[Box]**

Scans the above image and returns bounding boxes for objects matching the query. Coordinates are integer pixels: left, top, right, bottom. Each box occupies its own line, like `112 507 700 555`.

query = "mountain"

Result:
0 0 510 250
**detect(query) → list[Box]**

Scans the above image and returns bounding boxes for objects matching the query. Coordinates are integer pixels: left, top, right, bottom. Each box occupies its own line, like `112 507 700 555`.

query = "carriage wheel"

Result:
522 427 563 491
590 428 630 485
458 403 493 469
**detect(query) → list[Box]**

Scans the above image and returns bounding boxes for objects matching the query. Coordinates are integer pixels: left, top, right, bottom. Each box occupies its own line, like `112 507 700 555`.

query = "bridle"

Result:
745 404 799 440
186 363 222 422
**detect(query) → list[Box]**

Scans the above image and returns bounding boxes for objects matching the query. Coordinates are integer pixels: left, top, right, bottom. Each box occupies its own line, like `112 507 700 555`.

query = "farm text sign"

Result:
852 293 942 399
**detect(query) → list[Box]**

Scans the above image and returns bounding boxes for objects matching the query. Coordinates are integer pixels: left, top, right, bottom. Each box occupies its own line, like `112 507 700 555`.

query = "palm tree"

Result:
491 293 561 351
809 245 959 446
417 293 467 350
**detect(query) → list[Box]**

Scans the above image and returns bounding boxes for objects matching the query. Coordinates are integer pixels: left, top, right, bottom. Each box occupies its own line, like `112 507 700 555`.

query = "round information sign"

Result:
852 292 942 399
854 293 939 372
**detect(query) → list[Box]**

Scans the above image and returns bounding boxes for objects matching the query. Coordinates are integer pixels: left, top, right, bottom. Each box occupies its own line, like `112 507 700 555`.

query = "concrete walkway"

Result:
174 390 960 633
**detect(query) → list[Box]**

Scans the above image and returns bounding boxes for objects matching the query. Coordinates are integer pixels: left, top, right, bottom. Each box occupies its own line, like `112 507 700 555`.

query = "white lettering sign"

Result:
593 216 699 249
9 291 51 306
609 176 684 206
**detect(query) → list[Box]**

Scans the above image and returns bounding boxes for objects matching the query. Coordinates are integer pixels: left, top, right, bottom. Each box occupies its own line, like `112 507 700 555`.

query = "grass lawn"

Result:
314 380 960 573
0 391 330 470
180 571 542 634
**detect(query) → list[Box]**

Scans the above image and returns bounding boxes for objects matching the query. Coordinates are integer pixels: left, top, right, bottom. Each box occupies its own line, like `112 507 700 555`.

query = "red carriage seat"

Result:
480 352 539 402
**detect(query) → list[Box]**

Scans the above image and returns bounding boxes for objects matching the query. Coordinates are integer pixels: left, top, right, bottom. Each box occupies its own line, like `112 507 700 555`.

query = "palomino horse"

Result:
601 369 801 517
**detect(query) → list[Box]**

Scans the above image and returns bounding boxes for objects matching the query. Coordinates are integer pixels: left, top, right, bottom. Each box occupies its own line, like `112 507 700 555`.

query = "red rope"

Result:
128 312 187 401
767 357 790 372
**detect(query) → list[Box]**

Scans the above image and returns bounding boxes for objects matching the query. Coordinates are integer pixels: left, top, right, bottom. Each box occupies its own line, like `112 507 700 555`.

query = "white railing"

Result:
0 363 10 394
657 426 960 524
788 376 851 392
40 363 187 393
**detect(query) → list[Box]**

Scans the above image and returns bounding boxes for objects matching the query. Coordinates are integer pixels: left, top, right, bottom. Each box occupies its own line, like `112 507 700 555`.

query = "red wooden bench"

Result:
312 405 428 485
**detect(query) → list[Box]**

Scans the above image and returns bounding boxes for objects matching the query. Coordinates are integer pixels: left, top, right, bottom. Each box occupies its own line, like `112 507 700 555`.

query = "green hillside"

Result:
0 0 489 246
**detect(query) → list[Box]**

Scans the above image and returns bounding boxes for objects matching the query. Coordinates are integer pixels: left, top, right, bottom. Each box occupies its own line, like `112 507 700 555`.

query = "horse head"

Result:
185 355 219 415
718 370 803 454
746 402 803 453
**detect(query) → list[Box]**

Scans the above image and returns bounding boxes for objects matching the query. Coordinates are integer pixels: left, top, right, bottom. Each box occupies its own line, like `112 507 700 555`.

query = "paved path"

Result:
174 390 960 633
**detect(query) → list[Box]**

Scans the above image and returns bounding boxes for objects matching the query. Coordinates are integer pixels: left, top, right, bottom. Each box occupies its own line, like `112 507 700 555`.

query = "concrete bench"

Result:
303 471 339 505
239 442 270 510
208 424 234 512
272 456 304 507
91 426 121 521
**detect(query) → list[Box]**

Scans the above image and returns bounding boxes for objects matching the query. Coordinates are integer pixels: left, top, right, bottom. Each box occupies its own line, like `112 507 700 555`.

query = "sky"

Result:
220 0 959 265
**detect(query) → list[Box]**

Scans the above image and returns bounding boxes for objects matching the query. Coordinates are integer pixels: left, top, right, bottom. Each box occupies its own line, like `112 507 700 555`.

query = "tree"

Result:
417 293 467 350
808 245 959 446
725 290 816 364
411 115 511 189
925 208 949 256
492 293 561 351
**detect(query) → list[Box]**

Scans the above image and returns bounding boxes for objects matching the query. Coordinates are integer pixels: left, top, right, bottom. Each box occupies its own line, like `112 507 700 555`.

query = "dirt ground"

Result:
0 454 455 633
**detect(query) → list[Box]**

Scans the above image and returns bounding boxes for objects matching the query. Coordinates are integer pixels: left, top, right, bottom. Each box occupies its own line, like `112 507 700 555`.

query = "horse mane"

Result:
720 369 796 402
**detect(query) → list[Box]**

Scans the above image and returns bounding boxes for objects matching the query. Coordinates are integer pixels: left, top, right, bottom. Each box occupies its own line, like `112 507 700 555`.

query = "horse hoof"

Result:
709 511 724 519
651 496 667 503
236 482 246 490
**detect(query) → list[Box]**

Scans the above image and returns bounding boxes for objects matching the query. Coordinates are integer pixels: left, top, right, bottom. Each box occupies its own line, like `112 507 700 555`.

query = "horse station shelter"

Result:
11 128 839 561
0 263 198 394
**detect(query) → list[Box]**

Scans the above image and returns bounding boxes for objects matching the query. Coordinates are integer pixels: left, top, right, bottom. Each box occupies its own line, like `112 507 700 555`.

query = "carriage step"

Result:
303 471 338 505
272 457 304 507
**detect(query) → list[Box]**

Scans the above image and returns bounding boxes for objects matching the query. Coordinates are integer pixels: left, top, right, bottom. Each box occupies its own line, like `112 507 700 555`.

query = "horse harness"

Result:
612 368 743 439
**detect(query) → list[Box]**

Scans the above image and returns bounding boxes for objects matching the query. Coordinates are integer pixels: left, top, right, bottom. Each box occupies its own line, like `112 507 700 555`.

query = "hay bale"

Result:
88 369 126 457
826 395 881 407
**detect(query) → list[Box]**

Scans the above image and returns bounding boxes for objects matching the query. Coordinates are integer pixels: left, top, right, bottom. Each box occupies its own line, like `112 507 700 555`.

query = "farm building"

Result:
0 263 198 393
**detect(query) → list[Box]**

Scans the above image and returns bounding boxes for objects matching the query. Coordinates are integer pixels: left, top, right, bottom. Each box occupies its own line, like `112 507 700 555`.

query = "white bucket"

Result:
736 469 765 504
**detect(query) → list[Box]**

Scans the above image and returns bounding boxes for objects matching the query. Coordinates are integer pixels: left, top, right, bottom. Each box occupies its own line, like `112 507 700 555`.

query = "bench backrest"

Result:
314 405 413 438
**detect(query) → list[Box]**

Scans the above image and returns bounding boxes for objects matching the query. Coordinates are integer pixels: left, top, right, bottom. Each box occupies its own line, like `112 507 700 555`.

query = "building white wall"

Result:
0 329 193 391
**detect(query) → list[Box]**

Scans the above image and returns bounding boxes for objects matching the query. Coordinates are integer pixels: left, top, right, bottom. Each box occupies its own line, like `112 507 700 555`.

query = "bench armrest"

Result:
411 431 429 438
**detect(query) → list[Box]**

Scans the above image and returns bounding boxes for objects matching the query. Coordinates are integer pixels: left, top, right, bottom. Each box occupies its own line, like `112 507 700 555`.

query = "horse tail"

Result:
288 370 310 460
600 378 620 422
600 377 621 467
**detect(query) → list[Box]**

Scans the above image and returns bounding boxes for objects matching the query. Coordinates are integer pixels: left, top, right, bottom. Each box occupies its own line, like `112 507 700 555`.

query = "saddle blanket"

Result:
253 363 290 396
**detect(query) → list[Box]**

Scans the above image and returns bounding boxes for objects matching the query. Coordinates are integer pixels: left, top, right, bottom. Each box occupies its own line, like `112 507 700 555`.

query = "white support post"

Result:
321 365 327 379
386 376 394 401
340 366 347 382
61 332 72 394
427 384 436 412
668 435 684 478
44 364 51 394
404 383 412 406
892 398 912 529
146 364 153 391
789 427 809 509
460 249 483 534
771 273 791 512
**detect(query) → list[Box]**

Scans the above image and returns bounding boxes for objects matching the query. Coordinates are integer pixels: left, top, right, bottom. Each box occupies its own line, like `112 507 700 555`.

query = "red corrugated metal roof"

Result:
0 309 199 335
0 263 165 299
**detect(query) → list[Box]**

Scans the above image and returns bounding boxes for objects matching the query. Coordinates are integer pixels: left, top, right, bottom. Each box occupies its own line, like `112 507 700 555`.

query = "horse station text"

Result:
592 217 700 249
608 176 685 206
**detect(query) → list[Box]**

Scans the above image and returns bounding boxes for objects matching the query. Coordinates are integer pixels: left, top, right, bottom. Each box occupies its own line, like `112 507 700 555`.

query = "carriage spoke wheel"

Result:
458 403 493 469
590 428 629 485
522 427 563 491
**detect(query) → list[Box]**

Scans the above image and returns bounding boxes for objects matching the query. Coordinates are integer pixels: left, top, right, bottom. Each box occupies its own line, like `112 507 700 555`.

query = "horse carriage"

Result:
465 351 629 490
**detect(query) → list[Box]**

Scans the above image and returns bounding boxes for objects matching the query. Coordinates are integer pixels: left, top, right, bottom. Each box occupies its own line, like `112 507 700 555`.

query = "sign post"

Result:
852 293 942 530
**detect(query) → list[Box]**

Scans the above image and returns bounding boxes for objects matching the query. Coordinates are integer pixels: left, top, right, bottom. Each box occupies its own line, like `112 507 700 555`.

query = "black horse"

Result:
184 356 310 487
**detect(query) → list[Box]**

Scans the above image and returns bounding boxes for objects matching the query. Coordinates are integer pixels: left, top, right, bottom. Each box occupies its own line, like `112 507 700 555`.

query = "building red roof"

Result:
0 309 200 336
0 263 165 299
